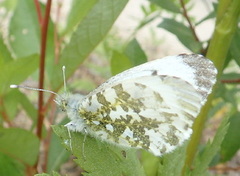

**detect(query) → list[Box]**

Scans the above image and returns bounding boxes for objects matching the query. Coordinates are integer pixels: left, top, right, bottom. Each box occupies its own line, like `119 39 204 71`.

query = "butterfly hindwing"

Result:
65 54 217 156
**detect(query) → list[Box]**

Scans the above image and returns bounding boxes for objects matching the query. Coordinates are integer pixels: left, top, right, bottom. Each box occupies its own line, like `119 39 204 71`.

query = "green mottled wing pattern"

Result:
79 75 202 156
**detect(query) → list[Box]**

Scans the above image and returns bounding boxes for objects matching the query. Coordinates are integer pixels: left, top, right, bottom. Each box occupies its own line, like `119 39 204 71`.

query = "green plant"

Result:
0 0 239 175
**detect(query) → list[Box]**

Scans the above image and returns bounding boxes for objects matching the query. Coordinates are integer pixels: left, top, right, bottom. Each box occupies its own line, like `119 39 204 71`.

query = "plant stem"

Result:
182 0 240 174
37 0 52 142
34 0 52 173
179 0 199 42
221 79 240 84
34 0 43 24
179 0 206 54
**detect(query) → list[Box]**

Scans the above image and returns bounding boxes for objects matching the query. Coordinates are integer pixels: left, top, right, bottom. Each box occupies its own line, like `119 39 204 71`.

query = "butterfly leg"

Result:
66 126 73 151
82 127 87 160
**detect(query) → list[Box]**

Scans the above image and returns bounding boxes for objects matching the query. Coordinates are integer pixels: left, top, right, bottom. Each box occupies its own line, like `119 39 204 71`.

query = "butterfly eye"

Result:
59 99 68 112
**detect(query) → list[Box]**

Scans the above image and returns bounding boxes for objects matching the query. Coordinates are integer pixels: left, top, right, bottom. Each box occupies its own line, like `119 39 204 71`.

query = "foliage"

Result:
0 0 239 175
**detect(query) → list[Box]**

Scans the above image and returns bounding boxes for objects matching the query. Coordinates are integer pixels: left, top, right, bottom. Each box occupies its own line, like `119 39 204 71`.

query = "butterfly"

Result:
11 53 217 156
56 53 217 156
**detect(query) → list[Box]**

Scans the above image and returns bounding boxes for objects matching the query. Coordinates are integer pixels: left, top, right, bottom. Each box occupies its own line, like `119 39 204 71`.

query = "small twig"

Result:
34 0 43 25
179 0 206 54
179 0 199 42
221 78 240 84
209 165 240 172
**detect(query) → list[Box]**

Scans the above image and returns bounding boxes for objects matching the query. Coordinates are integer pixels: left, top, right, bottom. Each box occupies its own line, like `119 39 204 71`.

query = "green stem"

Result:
182 0 240 174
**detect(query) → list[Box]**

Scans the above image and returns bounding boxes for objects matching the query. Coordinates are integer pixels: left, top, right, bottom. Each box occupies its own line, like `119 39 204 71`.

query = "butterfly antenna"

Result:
10 84 62 99
62 66 67 92
10 66 68 101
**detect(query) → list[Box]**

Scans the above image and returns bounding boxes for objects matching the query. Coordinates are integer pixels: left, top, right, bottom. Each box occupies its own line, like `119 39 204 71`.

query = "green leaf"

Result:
0 0 18 11
0 54 38 95
141 143 188 176
0 128 40 165
45 20 56 81
110 50 132 75
157 142 188 176
61 0 98 35
0 35 13 64
2 90 38 130
221 72 240 80
110 38 147 81
148 0 180 13
141 151 159 176
124 38 147 66
18 91 38 126
0 152 25 176
214 82 239 107
47 119 70 172
70 78 97 93
158 18 202 53
8 0 39 58
196 3 217 26
2 90 19 120
190 116 229 175
49 0 129 90
52 125 145 176
220 112 240 162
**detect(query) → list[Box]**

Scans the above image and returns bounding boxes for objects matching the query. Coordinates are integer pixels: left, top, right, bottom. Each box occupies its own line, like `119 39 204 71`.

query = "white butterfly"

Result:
11 54 217 156
58 54 217 156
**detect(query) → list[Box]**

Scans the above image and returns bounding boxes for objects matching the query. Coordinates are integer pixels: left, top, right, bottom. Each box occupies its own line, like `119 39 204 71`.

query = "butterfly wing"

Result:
67 54 217 156
86 54 217 104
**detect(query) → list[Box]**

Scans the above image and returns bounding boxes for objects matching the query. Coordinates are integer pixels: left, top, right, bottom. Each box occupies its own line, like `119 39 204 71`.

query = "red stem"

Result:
179 0 206 54
36 0 52 142
179 0 199 42
42 2 63 168
34 0 43 24
221 78 240 83
34 0 52 173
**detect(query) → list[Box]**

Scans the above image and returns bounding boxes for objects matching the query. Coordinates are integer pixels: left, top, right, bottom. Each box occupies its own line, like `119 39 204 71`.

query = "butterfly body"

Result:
61 54 217 156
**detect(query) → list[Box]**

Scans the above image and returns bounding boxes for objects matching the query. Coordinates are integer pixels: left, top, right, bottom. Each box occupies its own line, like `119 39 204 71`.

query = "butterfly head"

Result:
54 93 70 112
54 92 84 121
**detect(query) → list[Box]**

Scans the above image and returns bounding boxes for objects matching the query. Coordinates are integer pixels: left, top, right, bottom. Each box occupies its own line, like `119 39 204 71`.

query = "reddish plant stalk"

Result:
33 0 52 173
37 0 52 142
221 78 240 83
34 0 43 24
179 0 199 42
179 0 206 54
